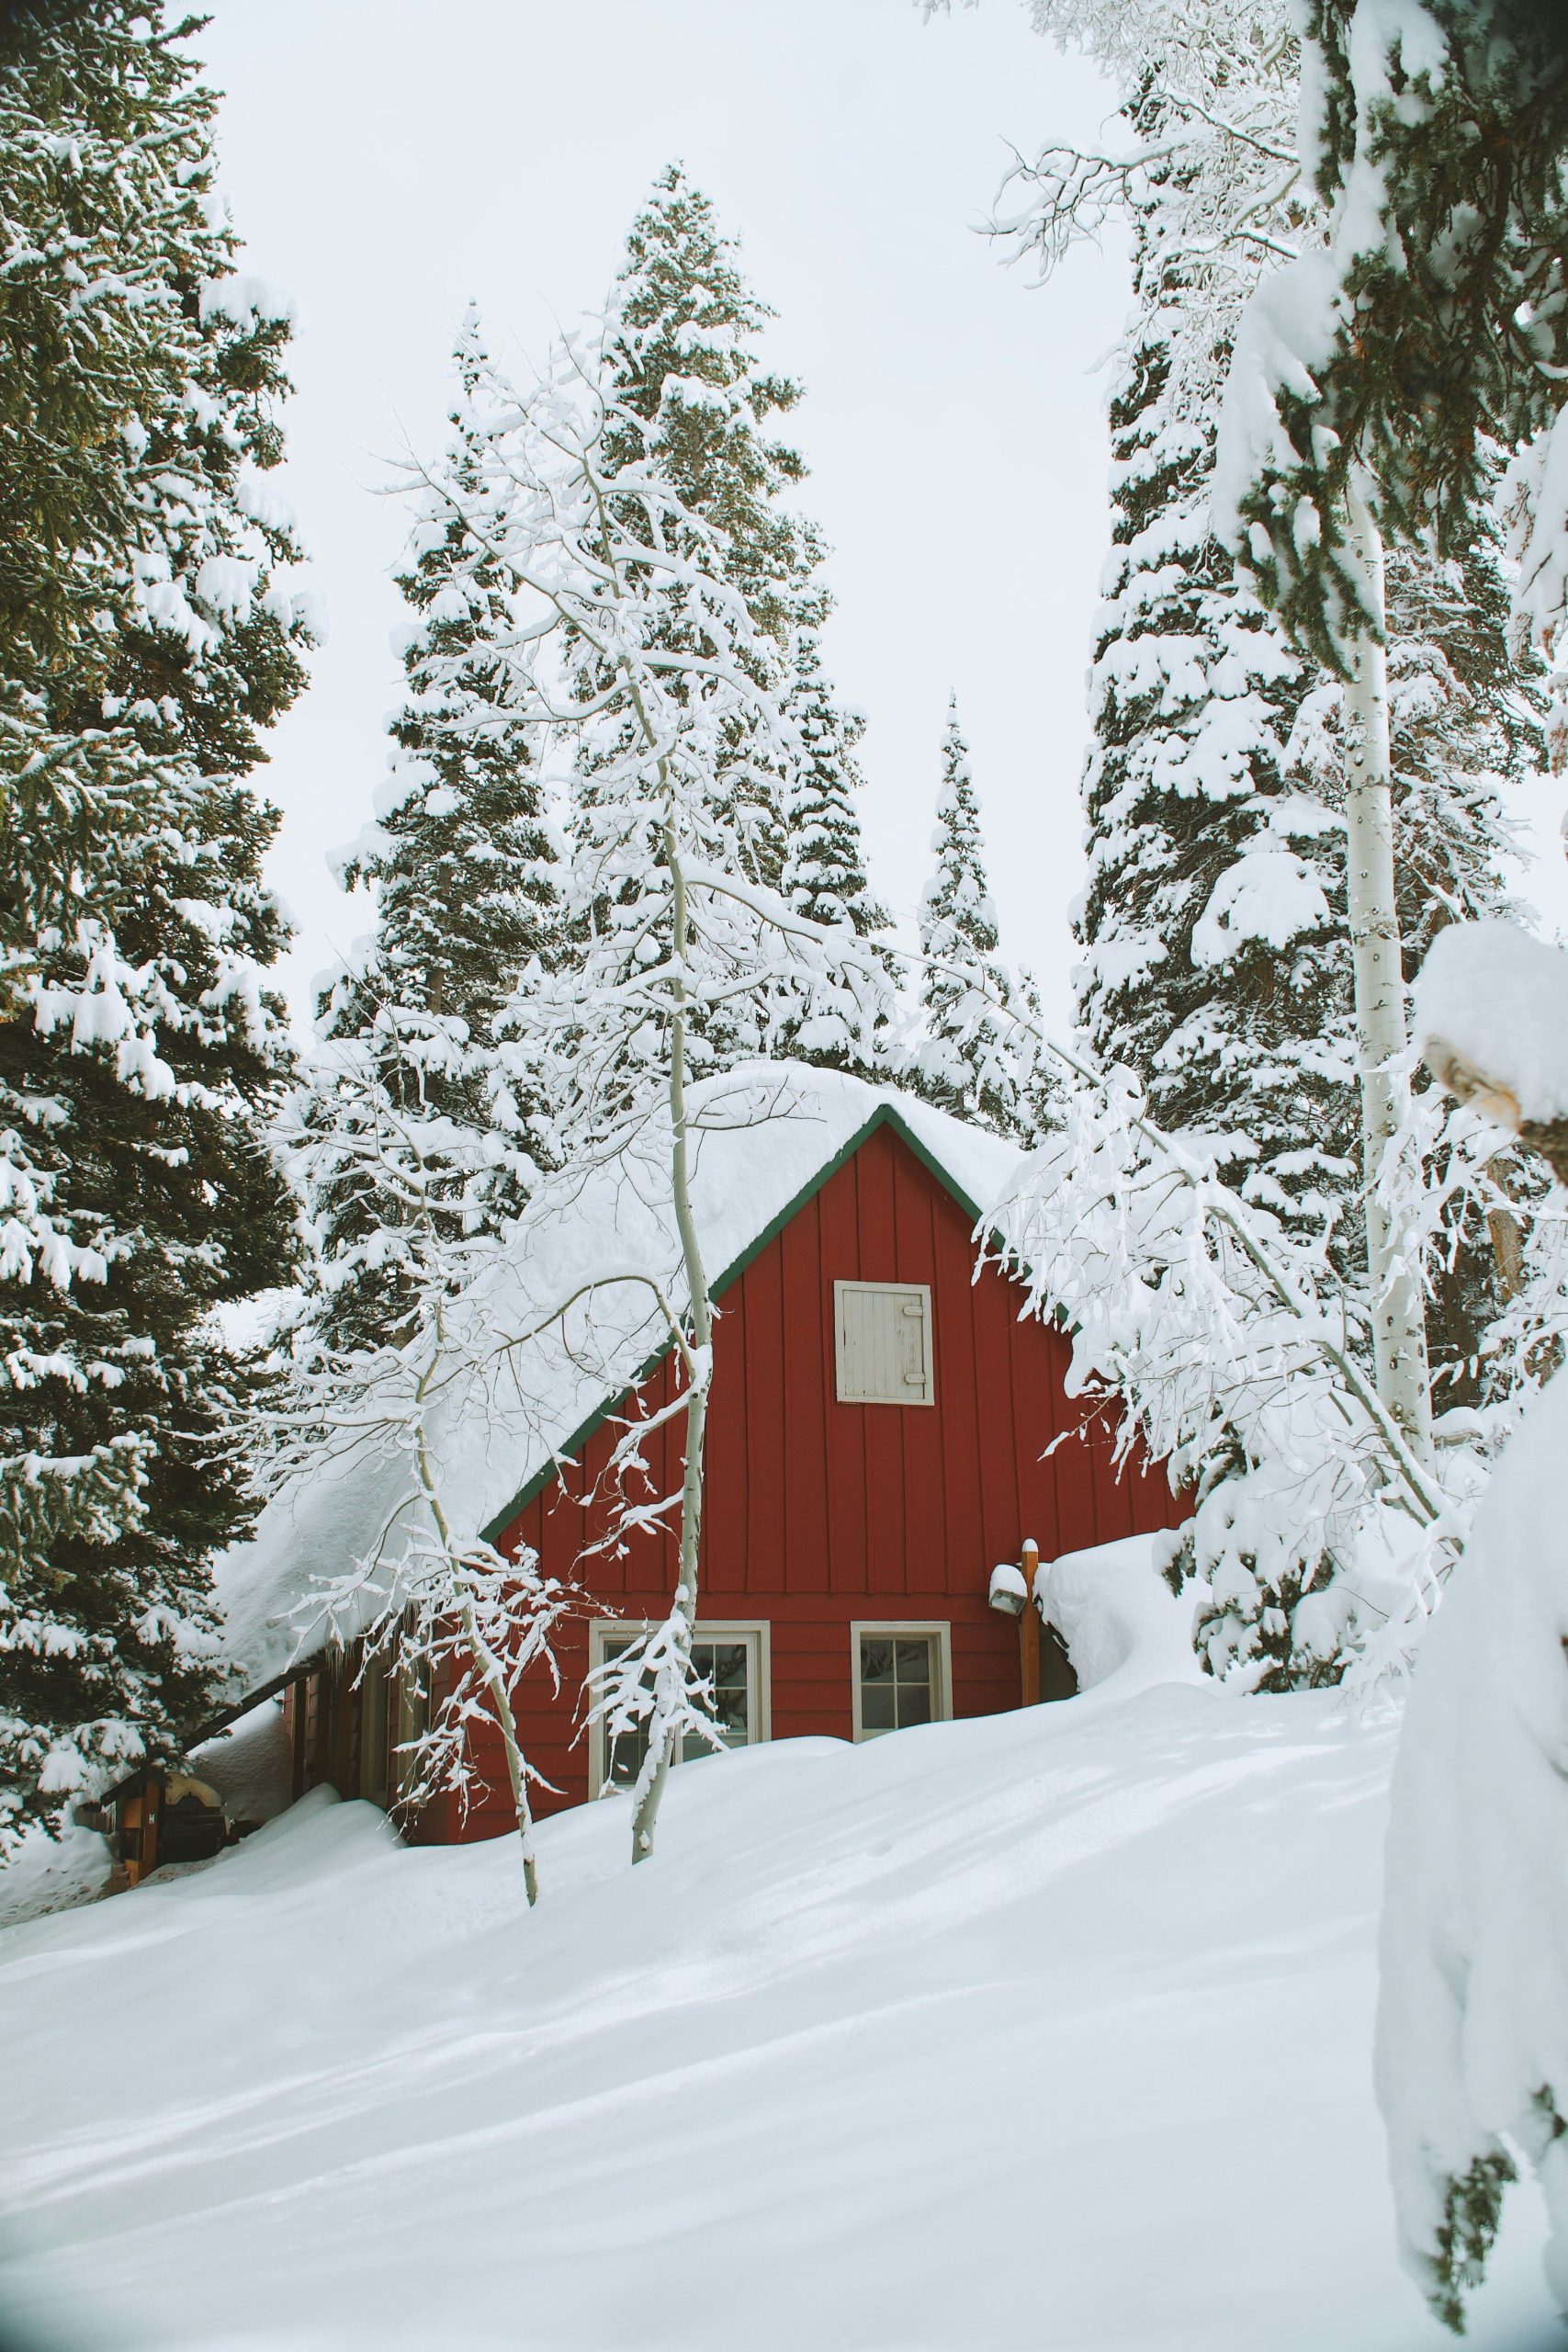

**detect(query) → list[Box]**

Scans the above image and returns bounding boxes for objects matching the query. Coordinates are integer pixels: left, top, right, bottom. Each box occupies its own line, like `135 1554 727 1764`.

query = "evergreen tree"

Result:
916 699 1040 1137
1055 78 1356 1243
291 310 560 1361
0 2 310 1849
1004 0 1544 1687
774 621 895 1074
606 163 808 656
563 164 896 1080
593 161 812 886
1217 0 1568 672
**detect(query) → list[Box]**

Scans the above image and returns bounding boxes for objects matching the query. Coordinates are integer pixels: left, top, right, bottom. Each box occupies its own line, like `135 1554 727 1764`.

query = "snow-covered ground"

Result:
1 1576 1561 2351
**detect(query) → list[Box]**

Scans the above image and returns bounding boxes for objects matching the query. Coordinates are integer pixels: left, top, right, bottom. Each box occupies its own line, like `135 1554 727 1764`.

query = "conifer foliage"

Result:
0 2 310 1849
596 162 810 884
998 0 1543 1690
774 622 893 1072
1217 0 1568 671
290 309 559 1362
916 697 1043 1137
1005 49 1355 1237
569 164 895 1080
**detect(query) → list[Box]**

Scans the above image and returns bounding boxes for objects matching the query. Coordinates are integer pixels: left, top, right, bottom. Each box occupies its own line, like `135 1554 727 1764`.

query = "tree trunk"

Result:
460 1597 539 1907
630 818 713 1865
1344 483 1432 1462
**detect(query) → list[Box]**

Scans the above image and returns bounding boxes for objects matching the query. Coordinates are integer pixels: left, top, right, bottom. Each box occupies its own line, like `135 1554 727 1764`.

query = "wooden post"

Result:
1019 1538 1041 1708
118 1788 141 1886
132 1775 162 1883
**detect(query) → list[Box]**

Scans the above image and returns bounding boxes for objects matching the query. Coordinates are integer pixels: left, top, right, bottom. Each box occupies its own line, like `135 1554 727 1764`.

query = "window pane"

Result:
714 1688 749 1743
604 1630 754 1779
860 1682 896 1732
897 1683 931 1728
686 1642 750 1753
860 1637 893 1683
894 1639 931 1684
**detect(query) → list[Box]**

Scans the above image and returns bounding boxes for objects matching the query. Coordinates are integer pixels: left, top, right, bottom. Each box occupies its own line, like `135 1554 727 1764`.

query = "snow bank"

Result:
0 1818 114 1931
214 1064 1021 1692
1378 1364 1568 2324
1416 922 1568 1126
1039 1531 1206 1699
0 1687 1551 2351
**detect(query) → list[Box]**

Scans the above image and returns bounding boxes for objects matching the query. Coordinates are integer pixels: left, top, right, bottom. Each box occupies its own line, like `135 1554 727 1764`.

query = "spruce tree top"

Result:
922 700 1000 966
779 628 888 938
606 162 809 641
917 700 1044 1139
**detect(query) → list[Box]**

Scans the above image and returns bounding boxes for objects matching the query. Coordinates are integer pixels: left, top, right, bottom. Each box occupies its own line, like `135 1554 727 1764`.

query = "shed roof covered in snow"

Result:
214 1064 1023 1699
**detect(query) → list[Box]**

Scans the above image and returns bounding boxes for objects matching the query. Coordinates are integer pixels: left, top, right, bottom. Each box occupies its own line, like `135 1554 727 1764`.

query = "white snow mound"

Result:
0 1682 1555 2352
1378 1364 1568 2314
1416 921 1568 1125
1039 1530 1204 1699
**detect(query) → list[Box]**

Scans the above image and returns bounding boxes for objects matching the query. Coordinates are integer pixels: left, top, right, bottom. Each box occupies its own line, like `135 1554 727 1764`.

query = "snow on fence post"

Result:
1020 1539 1041 1705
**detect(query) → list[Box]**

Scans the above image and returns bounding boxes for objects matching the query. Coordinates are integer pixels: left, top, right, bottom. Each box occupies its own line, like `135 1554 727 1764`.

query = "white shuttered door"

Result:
834 1282 934 1407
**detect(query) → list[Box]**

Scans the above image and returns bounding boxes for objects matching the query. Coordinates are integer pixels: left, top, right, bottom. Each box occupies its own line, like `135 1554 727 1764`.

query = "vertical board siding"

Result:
414 1121 1187 1842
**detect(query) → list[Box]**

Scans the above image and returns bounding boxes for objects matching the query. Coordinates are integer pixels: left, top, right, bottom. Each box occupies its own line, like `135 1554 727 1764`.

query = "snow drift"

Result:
1 1655 1556 2351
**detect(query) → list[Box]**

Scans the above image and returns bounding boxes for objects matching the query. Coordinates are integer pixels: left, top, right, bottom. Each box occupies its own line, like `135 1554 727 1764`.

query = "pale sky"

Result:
197 0 1131 1035
197 0 1567 1042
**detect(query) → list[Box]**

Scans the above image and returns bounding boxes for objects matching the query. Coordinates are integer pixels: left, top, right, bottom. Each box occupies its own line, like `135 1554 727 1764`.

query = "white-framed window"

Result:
588 1620 771 1798
850 1622 952 1741
834 1280 934 1407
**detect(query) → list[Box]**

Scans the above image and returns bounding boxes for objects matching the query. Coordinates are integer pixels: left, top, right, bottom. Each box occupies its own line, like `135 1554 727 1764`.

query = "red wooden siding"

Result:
414 1121 1186 1841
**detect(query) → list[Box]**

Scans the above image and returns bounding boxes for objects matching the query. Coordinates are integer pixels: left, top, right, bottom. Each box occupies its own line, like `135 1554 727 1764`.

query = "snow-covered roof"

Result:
214 1063 1022 1701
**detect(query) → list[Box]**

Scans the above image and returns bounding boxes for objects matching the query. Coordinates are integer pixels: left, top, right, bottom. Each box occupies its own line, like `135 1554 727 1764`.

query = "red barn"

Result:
212 1069 1184 1849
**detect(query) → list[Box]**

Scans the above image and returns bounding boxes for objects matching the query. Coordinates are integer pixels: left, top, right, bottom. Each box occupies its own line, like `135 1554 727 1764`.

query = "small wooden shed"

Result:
228 1069 1185 1840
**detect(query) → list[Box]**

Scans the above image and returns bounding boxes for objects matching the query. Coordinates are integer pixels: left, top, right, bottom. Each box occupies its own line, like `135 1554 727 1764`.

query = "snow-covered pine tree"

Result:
773 617 896 1074
987 0 1540 1685
559 164 897 1082
998 36 1357 1243
596 162 812 888
1211 6 1562 1444
1216 0 1568 673
0 2 311 1849
915 696 1046 1138
290 308 560 1363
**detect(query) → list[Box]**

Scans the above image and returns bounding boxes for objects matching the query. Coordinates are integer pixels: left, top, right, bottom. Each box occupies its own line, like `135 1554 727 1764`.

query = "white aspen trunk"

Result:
630 814 713 1865
1343 482 1432 1463
458 1596 539 1907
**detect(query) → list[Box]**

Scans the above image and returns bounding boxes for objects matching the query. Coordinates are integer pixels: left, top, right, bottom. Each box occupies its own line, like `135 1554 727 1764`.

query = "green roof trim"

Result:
479 1100 993 1546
